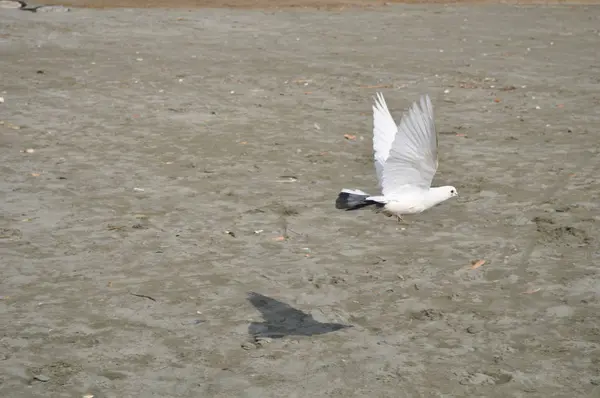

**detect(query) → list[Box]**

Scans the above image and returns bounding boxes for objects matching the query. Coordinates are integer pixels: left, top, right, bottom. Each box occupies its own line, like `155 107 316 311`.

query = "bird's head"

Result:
443 186 458 199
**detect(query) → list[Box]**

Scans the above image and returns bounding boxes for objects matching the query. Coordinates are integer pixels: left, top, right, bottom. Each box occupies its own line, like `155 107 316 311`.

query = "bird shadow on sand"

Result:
247 292 352 338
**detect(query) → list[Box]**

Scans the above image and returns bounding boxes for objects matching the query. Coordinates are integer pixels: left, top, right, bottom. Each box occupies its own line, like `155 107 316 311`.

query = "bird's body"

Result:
377 186 453 214
336 93 457 220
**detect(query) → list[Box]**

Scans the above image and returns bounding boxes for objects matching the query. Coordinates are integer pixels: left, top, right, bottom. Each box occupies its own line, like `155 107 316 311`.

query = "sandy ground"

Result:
1 2 600 397
28 0 600 11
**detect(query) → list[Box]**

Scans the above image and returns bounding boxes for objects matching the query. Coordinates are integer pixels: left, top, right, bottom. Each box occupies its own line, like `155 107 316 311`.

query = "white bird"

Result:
336 92 458 221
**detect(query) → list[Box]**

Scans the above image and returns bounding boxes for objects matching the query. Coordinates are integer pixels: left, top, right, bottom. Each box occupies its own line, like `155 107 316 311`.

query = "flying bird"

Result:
336 93 458 221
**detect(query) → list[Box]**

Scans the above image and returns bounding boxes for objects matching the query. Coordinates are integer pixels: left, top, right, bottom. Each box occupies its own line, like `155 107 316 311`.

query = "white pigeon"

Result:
336 92 457 221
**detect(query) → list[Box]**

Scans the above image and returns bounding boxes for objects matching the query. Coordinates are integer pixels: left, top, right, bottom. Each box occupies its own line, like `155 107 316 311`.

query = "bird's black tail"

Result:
335 189 376 210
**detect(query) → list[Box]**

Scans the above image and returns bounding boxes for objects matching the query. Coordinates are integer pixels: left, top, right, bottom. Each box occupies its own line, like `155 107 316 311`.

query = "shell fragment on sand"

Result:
0 0 25 8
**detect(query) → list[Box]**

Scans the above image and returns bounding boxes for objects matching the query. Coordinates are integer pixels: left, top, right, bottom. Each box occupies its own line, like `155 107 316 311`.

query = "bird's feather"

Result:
372 92 399 188
380 94 438 196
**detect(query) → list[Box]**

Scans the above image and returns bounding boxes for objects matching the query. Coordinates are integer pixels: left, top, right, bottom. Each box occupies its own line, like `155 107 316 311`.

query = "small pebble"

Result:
33 374 50 382
466 325 481 334
0 0 23 8
276 176 298 182
459 372 495 386
254 336 272 347
35 5 70 12
241 342 256 350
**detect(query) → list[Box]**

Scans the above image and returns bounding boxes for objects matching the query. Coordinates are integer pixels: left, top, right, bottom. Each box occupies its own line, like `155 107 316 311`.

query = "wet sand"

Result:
1 2 600 397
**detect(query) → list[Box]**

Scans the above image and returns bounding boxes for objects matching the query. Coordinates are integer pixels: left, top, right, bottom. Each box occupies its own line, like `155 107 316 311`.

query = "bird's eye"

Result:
451 190 455 194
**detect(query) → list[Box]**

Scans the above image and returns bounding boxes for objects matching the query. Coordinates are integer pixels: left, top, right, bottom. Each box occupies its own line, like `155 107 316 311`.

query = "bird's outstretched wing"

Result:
372 92 399 188
381 94 438 196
